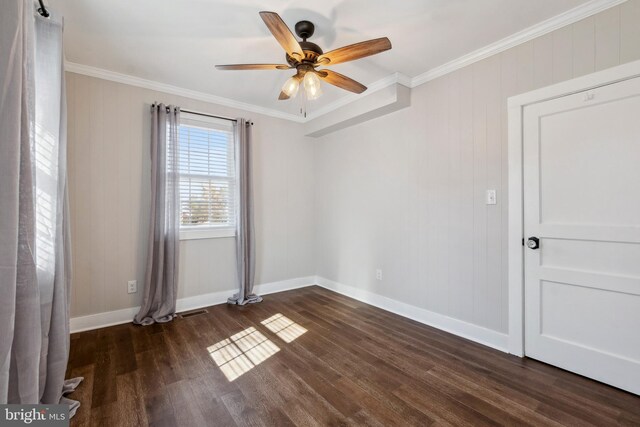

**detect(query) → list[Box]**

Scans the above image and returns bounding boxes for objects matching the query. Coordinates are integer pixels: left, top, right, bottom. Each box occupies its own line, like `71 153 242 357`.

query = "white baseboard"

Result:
314 276 509 353
70 276 316 333
71 274 509 353
70 306 141 334
254 276 317 296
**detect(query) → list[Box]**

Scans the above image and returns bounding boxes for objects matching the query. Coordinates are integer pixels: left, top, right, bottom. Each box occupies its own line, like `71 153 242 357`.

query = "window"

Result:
178 112 236 239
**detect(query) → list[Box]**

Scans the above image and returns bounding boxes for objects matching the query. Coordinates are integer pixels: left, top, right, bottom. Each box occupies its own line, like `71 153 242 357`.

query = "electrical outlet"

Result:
127 280 137 294
375 269 383 281
486 189 497 205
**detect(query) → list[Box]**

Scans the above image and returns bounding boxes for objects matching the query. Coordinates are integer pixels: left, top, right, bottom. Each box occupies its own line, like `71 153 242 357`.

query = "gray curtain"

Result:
134 104 181 325
228 119 262 305
0 0 81 414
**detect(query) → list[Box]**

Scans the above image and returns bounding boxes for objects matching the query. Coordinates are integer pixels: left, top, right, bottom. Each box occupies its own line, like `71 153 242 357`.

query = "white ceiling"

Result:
52 0 591 117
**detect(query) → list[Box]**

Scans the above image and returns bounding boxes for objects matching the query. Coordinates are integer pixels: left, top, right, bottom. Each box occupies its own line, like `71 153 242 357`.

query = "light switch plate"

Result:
486 189 497 205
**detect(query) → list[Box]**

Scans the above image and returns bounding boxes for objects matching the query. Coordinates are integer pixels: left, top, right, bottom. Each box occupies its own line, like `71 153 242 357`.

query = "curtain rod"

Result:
159 105 253 126
37 0 50 17
182 109 237 122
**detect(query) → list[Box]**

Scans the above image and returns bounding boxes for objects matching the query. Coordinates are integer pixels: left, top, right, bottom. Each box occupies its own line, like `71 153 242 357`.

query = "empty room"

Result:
2 0 640 425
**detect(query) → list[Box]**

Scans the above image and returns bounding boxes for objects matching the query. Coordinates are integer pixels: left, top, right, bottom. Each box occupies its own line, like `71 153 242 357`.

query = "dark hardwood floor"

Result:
66 286 640 426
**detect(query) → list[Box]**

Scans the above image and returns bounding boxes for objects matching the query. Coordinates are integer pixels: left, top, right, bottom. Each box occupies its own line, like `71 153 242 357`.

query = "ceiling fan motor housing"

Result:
287 44 323 67
285 21 323 67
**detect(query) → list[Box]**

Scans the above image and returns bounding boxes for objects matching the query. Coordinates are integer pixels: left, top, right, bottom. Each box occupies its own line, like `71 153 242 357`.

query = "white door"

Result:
523 76 640 395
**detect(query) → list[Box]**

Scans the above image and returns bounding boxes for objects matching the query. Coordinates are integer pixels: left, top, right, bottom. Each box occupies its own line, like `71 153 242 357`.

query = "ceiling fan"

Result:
215 11 392 101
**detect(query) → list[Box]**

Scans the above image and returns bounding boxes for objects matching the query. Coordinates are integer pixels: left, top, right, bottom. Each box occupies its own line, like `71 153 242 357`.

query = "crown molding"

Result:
64 61 306 123
396 73 413 88
409 0 628 88
64 0 625 124
65 60 411 124
306 0 625 117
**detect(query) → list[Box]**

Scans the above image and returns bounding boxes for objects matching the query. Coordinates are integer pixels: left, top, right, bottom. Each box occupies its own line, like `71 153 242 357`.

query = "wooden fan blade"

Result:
317 37 391 66
259 11 304 60
215 64 290 70
316 69 367 94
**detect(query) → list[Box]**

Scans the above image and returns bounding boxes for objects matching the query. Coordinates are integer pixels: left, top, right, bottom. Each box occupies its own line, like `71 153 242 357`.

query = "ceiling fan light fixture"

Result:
303 72 322 100
282 75 300 98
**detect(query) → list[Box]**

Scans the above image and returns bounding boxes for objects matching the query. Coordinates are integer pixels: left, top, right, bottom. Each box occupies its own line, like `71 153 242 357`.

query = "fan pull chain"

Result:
299 87 308 118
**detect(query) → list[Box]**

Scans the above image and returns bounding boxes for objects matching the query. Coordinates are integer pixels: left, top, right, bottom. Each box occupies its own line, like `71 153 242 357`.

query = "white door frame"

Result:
507 59 640 356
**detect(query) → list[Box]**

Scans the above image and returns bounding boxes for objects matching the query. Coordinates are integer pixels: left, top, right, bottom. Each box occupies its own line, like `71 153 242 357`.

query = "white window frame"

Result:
177 112 236 240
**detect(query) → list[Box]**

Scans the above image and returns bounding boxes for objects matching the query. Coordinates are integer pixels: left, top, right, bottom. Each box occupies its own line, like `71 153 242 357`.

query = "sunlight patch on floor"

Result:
261 313 307 343
207 327 280 381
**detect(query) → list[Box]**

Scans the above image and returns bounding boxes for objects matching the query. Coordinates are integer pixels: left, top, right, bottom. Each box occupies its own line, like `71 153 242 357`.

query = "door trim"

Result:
507 59 640 356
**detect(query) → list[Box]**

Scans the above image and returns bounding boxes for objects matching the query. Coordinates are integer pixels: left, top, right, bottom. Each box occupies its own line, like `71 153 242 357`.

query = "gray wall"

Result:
314 2 640 334
66 73 315 317
66 1 640 327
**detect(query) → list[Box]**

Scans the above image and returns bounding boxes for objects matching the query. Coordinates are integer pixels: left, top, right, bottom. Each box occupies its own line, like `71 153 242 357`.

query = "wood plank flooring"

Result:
66 286 640 426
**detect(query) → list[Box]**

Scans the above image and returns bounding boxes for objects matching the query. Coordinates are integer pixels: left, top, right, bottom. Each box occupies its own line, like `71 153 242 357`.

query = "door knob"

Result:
527 237 540 250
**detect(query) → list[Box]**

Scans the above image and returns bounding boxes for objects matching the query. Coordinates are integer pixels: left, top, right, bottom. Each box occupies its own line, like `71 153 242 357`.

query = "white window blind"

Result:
177 112 236 238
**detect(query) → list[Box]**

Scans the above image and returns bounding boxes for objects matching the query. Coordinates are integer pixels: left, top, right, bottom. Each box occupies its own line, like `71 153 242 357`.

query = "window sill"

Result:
180 227 236 240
